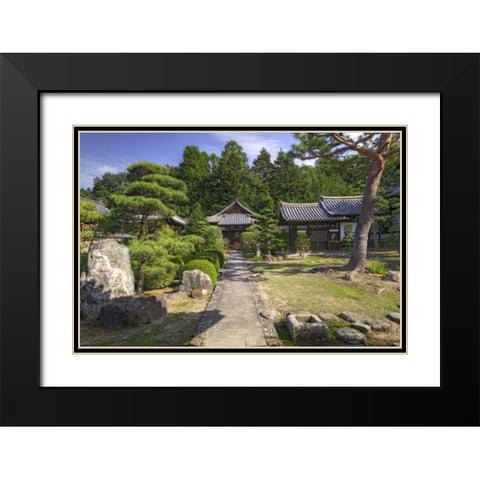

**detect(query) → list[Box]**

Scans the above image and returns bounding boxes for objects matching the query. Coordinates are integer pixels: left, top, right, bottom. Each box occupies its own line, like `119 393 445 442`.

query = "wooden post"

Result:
289 225 297 253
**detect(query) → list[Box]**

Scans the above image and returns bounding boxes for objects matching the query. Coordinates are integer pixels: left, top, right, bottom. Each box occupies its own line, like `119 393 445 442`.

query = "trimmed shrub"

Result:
184 259 218 287
194 253 220 273
205 249 225 268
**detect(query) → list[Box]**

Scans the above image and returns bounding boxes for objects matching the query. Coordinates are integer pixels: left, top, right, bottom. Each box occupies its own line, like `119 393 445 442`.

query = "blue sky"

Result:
80 131 299 189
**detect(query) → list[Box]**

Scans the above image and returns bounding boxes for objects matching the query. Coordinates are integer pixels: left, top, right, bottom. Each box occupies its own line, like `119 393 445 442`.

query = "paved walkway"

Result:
193 252 268 348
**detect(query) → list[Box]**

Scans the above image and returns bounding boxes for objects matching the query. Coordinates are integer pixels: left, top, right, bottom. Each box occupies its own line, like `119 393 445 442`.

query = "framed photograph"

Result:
1 54 478 425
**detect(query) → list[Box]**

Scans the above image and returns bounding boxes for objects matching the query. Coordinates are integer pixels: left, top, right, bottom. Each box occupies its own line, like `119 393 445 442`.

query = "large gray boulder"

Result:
286 313 330 342
99 295 168 329
181 269 213 295
80 240 135 322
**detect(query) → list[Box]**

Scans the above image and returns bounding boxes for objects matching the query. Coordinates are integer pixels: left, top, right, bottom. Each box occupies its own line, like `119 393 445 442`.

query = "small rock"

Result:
392 342 400 347
362 318 392 331
384 271 401 283
164 291 187 305
376 288 386 295
182 269 213 295
345 271 358 281
386 312 401 324
340 311 375 324
350 322 371 333
191 288 203 298
259 309 282 321
334 327 366 345
318 312 338 322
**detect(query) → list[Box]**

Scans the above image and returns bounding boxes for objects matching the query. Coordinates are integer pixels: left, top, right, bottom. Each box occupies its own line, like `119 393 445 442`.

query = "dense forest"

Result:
80 133 401 289
81 134 400 232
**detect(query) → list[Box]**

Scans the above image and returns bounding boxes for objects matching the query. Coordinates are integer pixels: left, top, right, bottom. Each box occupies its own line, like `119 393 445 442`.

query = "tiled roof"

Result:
279 196 383 224
321 196 364 216
207 198 257 226
216 214 256 226
133 213 188 226
279 202 332 222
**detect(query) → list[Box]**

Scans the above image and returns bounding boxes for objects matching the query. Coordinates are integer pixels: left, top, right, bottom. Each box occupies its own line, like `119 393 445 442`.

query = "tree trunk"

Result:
137 264 145 294
372 221 379 249
256 243 261 257
344 133 393 272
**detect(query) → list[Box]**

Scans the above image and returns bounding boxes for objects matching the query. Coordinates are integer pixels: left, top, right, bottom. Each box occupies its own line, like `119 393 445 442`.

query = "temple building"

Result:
207 198 257 249
278 195 382 252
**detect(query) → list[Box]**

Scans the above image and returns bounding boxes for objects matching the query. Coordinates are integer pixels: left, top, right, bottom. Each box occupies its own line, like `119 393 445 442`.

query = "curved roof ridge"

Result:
320 195 363 200
213 198 256 216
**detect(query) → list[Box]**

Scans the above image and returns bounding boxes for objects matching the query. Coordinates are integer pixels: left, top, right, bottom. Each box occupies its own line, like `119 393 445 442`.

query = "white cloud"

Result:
97 164 119 175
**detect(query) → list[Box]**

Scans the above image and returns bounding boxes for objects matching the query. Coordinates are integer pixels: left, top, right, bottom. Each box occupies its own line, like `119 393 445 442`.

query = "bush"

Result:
194 253 220 273
342 223 354 252
205 249 225 268
240 231 257 253
80 252 88 273
252 255 263 262
184 259 218 286
142 262 178 290
295 232 311 259
385 232 400 251
368 258 389 276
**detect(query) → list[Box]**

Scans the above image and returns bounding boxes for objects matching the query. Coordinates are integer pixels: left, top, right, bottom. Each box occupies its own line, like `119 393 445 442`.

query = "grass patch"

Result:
252 250 401 347
367 258 389 276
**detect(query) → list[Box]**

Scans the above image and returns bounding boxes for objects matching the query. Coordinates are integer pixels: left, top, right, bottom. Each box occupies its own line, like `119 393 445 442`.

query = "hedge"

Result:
194 253 220 272
184 259 218 287
204 249 225 268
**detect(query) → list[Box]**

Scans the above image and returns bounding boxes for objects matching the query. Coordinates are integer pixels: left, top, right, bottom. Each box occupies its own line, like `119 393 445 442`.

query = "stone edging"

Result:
247 267 283 347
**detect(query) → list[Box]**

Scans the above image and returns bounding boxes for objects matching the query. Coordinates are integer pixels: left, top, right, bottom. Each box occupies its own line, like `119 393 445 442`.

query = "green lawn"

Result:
250 251 401 346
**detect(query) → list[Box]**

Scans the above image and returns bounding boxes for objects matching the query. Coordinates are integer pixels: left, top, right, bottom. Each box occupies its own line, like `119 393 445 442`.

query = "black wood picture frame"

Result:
0 53 478 426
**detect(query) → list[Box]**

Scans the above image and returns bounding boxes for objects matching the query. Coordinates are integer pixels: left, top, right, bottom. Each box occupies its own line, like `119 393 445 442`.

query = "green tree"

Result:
110 161 188 238
270 149 302 205
252 148 275 182
292 132 400 272
185 203 225 252
177 146 211 213
91 171 129 207
295 232 311 259
80 201 103 253
251 208 282 255
207 140 250 212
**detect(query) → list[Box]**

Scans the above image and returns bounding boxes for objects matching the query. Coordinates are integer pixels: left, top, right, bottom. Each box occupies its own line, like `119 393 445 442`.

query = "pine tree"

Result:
252 147 274 182
110 161 188 238
250 208 282 255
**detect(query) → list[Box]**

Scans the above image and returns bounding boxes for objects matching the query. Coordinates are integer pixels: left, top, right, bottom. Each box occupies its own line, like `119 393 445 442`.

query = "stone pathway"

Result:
192 252 269 348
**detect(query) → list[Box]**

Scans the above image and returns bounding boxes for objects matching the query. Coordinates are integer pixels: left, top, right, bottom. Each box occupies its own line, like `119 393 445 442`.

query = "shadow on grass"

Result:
80 309 211 347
